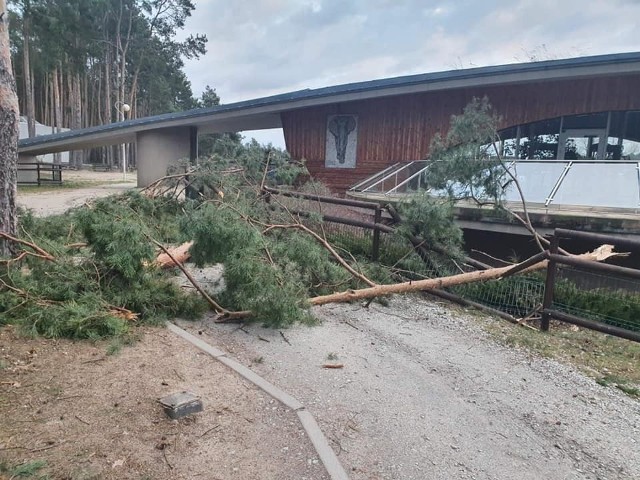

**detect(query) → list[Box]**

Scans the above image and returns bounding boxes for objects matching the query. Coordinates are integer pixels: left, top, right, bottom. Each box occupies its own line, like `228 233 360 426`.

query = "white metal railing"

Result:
349 159 640 210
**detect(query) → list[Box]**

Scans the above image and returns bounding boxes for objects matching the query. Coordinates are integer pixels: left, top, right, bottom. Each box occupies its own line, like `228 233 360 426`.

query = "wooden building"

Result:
19 52 640 193
281 54 640 191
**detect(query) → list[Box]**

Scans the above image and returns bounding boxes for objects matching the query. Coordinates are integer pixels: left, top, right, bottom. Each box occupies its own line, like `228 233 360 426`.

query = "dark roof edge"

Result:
19 51 640 149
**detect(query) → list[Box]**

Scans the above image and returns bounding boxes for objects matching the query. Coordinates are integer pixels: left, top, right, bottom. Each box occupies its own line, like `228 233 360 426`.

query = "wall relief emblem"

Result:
325 115 358 168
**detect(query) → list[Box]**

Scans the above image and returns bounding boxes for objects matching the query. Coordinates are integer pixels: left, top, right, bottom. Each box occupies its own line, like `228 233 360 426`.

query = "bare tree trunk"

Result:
0 0 20 255
73 72 83 166
43 72 49 127
21 4 35 138
104 46 113 167
52 67 61 164
309 246 622 306
66 69 81 167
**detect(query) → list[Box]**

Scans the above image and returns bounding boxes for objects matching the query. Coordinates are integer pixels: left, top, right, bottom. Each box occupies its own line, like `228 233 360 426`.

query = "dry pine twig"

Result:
322 363 344 369
0 231 55 262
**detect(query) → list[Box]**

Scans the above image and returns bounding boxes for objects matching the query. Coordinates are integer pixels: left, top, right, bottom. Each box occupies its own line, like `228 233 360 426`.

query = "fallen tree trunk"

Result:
155 241 193 268
309 245 623 306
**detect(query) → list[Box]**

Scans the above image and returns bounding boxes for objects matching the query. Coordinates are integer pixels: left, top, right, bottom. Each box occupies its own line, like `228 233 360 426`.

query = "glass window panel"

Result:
551 163 639 208
624 112 640 143
502 139 518 159
562 112 608 130
563 137 591 159
622 139 640 160
504 162 567 203
604 137 623 160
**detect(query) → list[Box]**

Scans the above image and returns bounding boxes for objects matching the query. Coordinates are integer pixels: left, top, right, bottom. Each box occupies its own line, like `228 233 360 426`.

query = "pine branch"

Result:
0 231 55 262
263 223 377 287
147 237 252 321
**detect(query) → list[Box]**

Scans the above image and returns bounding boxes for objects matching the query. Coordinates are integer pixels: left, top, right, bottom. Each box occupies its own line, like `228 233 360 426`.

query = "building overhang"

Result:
18 51 640 156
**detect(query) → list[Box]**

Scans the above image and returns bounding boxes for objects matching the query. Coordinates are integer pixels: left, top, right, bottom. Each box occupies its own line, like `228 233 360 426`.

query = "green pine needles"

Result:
0 148 377 338
1 193 207 339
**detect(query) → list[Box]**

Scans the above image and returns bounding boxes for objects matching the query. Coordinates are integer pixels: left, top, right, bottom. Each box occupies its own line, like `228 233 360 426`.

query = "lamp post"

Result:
115 101 131 180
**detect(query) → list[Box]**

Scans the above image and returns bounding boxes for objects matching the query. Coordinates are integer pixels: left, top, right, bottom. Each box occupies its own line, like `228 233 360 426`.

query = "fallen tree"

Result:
308 245 623 306
3 99 633 338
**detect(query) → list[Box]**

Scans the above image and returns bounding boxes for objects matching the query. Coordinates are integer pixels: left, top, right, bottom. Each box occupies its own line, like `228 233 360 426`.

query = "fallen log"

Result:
309 245 623 306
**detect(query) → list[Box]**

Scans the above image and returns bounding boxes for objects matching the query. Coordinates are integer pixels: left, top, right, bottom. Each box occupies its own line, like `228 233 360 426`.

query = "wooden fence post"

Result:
541 235 559 331
372 206 381 261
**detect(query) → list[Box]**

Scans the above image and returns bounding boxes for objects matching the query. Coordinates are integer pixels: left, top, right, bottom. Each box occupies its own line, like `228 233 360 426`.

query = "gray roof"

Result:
19 51 640 155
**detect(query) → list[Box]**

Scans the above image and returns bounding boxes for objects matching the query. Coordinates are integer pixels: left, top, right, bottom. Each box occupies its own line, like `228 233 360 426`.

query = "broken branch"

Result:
0 231 55 262
148 238 226 314
308 245 624 306
263 223 377 287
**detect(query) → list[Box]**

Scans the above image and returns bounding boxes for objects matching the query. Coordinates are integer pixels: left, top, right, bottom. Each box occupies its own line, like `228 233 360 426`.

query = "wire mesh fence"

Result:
552 266 640 332
268 188 640 338
321 216 640 335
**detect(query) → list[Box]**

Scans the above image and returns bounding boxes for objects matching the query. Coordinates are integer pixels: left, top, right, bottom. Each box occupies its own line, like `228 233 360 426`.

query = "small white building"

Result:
19 117 70 164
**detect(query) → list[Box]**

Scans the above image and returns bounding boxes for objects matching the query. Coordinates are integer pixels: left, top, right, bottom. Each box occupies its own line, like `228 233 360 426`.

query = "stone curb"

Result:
167 322 350 480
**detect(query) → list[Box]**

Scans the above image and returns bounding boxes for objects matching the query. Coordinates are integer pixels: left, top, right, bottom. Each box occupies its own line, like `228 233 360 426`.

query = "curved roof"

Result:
19 51 640 155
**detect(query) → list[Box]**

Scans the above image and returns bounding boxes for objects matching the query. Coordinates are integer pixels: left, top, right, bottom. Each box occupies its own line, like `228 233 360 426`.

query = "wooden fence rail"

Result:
17 163 63 186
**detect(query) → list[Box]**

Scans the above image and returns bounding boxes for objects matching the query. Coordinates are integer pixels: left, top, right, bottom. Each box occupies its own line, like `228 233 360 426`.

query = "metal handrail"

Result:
350 162 401 191
544 161 573 207
361 161 420 193
386 164 432 194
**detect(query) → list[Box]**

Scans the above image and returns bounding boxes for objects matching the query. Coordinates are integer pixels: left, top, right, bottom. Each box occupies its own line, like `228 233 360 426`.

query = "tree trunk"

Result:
74 72 83 166
104 46 113 167
22 5 35 138
0 0 20 256
52 68 61 164
43 72 49 127
309 245 622 306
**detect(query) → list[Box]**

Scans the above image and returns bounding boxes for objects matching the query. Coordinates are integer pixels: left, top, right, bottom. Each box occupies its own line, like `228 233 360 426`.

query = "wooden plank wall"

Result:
281 74 640 192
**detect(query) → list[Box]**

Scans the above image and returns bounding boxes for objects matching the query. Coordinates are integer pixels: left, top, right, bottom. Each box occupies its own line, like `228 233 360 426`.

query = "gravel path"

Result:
179 296 640 480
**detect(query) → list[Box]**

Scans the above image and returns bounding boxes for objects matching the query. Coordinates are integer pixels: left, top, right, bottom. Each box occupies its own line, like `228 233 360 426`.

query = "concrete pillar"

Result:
136 127 196 187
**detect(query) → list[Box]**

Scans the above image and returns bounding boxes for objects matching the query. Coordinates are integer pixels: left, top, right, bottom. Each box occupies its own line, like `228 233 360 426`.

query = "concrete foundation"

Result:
136 127 195 187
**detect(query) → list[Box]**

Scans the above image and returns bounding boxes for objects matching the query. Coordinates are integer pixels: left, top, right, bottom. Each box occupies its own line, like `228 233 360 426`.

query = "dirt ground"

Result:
0 325 328 479
17 170 137 216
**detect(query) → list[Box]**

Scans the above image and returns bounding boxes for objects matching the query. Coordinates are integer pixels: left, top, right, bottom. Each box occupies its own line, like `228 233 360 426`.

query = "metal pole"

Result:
114 101 130 181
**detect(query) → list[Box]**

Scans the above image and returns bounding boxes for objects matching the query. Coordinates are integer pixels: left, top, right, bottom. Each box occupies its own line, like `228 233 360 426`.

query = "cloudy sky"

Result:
181 0 640 147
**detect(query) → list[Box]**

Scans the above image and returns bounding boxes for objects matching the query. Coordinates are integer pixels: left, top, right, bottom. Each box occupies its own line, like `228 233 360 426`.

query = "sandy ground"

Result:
0 326 328 479
17 170 137 216
178 297 640 480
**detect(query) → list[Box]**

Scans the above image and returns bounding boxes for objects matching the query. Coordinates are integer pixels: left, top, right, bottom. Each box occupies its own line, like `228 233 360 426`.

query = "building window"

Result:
498 110 640 160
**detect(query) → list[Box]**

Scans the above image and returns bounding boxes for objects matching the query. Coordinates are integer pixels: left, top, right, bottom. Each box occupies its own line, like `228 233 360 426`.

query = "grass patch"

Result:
482 318 640 399
596 375 640 398
0 459 48 478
